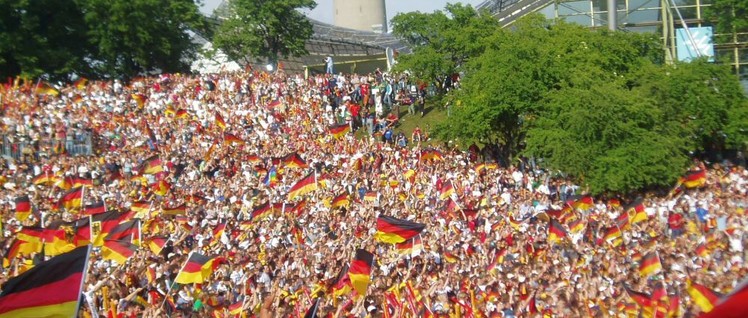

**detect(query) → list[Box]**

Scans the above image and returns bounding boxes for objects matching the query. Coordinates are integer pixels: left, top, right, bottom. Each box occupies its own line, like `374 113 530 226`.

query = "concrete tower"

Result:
333 0 387 34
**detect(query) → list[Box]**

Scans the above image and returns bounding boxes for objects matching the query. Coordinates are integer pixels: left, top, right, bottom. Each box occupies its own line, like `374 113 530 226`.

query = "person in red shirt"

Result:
668 211 685 237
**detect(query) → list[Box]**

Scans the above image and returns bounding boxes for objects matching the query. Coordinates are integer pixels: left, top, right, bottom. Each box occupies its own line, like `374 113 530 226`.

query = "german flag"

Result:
105 219 140 244
223 132 245 145
374 215 426 244
14 195 32 220
148 236 168 255
547 219 568 244
164 106 176 117
680 170 707 188
699 278 748 317
608 198 622 208
330 264 352 296
14 228 45 255
152 180 170 196
604 226 622 245
35 82 59 96
32 173 55 185
212 223 226 242
0 245 89 318
91 210 135 246
72 177 93 188
615 212 630 230
331 193 350 209
54 176 73 190
215 112 227 130
288 173 318 200
175 252 215 284
162 203 187 216
175 109 189 119
3 239 25 267
83 201 106 216
146 267 157 284
131 93 147 108
396 236 422 255
686 281 721 313
364 191 377 202
696 242 709 258
439 182 455 200
403 169 416 183
625 286 654 314
59 187 83 211
73 78 87 90
624 198 647 224
131 201 150 215
568 218 585 234
140 155 163 175
329 123 350 139
42 228 76 257
567 195 594 210
283 153 308 169
443 252 459 263
349 249 373 295
185 194 206 204
55 218 91 247
228 301 243 316
420 148 443 161
250 202 275 221
101 239 137 265
639 252 662 277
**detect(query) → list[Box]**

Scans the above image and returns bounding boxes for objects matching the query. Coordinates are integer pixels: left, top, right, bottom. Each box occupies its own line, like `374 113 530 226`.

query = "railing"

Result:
0 133 94 161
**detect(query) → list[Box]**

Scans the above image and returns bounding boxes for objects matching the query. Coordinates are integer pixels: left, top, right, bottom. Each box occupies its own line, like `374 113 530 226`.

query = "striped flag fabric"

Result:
699 277 748 318
36 82 59 96
101 239 138 265
687 281 721 314
331 193 351 209
71 177 93 188
639 252 662 277
148 236 168 255
567 195 594 210
250 202 275 221
131 93 147 108
680 170 707 188
91 210 135 246
348 249 374 296
625 285 654 314
175 109 189 119
31 173 55 185
395 236 422 255
374 215 426 244
420 148 443 161
288 173 318 200
625 197 648 224
0 246 90 318
228 301 243 316
14 195 32 220
439 182 455 200
547 219 568 244
282 152 308 169
139 155 163 175
223 132 245 145
162 203 187 216
175 252 215 284
73 78 87 90
152 180 170 196
215 112 227 130
328 123 350 139
83 201 106 216
59 187 83 211
330 264 352 297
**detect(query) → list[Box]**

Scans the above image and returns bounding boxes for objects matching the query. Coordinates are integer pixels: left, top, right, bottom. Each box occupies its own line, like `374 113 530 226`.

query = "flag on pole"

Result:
0 246 90 318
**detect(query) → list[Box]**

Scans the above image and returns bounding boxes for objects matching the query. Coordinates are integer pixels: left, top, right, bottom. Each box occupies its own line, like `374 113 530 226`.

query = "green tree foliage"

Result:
0 0 92 80
81 0 207 79
390 3 499 93
0 0 205 80
212 0 315 65
704 0 748 43
436 15 747 194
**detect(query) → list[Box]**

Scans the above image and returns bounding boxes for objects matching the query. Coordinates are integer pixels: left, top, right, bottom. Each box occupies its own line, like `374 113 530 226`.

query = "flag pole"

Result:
75 245 94 316
161 251 192 309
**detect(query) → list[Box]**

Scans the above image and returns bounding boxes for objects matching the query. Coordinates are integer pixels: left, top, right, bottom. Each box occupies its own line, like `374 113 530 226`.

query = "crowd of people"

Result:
0 69 745 318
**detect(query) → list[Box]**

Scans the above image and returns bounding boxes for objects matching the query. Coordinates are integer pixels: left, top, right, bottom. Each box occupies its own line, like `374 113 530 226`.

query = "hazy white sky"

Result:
201 0 484 29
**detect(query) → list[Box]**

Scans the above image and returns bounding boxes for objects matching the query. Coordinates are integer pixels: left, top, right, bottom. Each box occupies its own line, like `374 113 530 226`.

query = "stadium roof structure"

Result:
210 1 407 73
476 0 554 26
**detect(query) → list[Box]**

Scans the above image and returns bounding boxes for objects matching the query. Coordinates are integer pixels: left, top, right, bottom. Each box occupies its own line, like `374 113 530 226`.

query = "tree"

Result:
0 0 92 81
390 3 500 94
80 0 207 79
212 0 315 66
704 0 748 44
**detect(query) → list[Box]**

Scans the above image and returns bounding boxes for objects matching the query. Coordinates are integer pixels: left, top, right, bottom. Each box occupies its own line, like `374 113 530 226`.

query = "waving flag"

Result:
639 252 662 277
175 252 215 284
374 215 426 244
349 249 374 295
101 240 137 265
288 173 318 200
328 124 350 139
215 112 227 130
547 219 568 244
687 281 721 314
14 195 32 220
0 246 90 318
679 170 707 188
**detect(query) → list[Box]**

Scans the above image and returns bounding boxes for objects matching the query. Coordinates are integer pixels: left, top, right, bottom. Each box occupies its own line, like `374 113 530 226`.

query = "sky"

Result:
201 0 484 30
